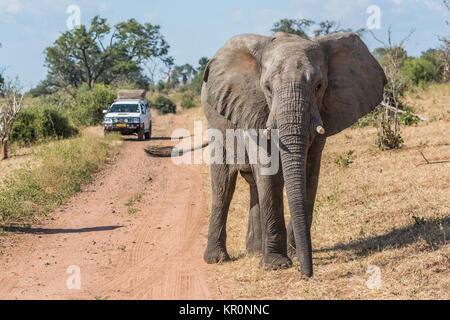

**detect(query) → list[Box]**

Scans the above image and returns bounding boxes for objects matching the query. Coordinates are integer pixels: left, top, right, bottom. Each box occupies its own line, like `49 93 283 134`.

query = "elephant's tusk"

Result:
316 126 325 135
263 128 271 138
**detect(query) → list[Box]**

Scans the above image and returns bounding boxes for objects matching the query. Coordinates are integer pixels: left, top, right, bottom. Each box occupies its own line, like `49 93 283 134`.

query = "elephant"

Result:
201 32 386 278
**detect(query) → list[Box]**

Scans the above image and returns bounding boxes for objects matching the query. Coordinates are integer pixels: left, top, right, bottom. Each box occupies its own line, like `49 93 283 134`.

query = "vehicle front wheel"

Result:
145 124 152 140
138 126 145 141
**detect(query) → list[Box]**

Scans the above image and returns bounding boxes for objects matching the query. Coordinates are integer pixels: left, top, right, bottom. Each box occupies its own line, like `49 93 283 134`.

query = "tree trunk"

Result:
1 137 8 160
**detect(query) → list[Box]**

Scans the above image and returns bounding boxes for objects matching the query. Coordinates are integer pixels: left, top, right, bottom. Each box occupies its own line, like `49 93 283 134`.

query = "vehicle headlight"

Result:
104 117 113 123
130 117 140 124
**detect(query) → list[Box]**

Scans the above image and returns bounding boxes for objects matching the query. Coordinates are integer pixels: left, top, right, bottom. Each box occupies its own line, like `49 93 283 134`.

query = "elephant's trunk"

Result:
275 82 313 277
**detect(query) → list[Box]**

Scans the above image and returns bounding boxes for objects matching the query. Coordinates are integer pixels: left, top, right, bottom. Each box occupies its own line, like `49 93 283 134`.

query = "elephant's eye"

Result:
315 83 322 93
265 84 272 95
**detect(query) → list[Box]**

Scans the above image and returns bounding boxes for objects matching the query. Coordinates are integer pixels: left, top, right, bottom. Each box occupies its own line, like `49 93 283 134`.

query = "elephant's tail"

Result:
144 142 209 158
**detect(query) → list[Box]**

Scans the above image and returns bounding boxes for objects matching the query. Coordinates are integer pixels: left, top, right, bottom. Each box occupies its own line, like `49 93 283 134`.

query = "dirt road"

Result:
0 113 223 299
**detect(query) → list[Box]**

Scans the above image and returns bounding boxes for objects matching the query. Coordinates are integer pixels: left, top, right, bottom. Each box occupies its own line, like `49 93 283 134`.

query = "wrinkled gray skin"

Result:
201 32 386 277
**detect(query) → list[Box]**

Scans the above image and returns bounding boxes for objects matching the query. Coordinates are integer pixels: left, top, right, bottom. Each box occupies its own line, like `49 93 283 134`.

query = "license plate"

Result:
116 123 126 127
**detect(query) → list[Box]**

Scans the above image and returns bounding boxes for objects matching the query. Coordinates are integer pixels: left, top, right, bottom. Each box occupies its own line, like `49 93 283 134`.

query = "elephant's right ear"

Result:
202 38 269 129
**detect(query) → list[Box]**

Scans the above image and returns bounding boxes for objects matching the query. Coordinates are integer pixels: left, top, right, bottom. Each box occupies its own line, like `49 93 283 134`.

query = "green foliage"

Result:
421 48 448 82
399 109 420 126
0 133 121 223
313 20 365 38
0 71 4 96
270 19 313 39
151 95 176 114
401 57 439 86
271 18 365 40
185 57 209 94
377 118 404 150
71 84 117 126
156 81 167 94
180 93 196 109
335 150 354 168
271 19 315 39
44 16 170 90
10 106 78 146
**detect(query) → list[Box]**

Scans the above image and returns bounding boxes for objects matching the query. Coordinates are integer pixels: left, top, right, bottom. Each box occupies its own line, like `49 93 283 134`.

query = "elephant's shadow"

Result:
313 216 449 259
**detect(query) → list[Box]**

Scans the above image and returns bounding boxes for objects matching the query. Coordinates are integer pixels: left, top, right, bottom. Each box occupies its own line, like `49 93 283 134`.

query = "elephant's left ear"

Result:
316 33 387 136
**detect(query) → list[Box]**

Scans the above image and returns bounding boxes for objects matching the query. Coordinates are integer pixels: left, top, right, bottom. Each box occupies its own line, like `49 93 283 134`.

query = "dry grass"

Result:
185 84 449 300
0 127 123 224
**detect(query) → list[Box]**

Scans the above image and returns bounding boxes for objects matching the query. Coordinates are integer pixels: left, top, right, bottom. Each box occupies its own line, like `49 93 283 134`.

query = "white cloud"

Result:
0 0 23 21
392 0 402 5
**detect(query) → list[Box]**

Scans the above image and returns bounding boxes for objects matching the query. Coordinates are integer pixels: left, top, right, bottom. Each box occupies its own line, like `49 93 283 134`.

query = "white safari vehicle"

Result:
103 90 152 141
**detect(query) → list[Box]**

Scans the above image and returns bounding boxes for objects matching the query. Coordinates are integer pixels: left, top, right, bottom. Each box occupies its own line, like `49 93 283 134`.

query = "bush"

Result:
151 95 176 114
401 57 439 87
377 117 404 150
71 83 117 126
10 109 38 145
11 106 78 146
180 93 197 109
399 109 420 126
335 150 354 168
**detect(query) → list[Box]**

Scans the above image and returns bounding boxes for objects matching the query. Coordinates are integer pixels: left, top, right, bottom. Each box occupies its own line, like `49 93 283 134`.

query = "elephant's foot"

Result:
259 253 292 270
203 244 230 264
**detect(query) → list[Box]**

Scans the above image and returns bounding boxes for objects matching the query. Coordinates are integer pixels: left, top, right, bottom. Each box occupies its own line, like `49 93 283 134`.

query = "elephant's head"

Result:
202 32 386 277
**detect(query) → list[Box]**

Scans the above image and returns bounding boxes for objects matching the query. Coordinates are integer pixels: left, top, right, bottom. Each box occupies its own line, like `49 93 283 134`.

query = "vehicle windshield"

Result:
109 104 140 113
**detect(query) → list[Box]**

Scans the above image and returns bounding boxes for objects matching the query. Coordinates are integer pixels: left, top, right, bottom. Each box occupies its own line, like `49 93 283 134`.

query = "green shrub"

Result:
399 109 420 126
377 119 404 150
335 150 354 168
71 83 117 126
180 93 197 109
11 106 78 146
37 107 78 139
10 109 38 145
151 95 176 114
401 57 439 87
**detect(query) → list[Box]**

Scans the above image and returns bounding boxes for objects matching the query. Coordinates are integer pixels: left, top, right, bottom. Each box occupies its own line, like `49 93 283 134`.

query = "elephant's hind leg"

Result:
240 171 262 255
204 164 238 264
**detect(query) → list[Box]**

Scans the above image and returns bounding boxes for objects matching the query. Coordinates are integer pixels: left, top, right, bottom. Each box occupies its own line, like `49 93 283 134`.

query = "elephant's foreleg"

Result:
204 164 238 264
287 136 326 259
240 171 262 255
254 169 291 270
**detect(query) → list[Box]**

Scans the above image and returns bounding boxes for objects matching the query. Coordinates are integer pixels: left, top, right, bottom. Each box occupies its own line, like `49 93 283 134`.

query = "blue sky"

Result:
0 0 448 89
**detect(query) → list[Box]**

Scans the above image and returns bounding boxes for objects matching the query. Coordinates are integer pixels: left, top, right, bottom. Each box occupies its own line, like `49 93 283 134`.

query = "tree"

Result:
173 64 197 86
371 28 415 150
0 72 4 97
44 16 170 90
0 78 25 160
0 43 4 97
271 18 365 39
402 55 439 85
313 20 365 38
436 0 450 81
270 19 315 39
185 57 210 94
